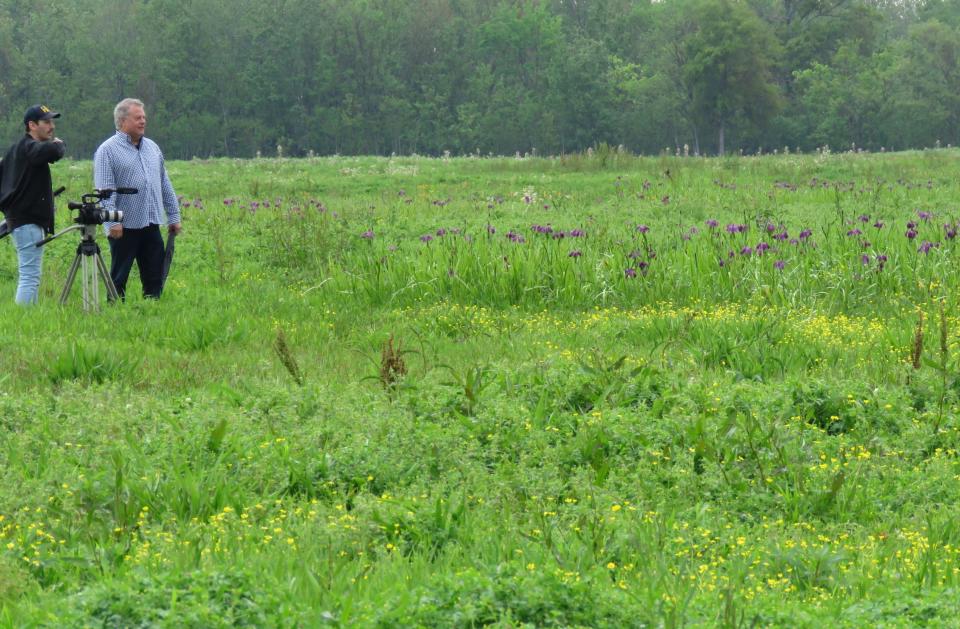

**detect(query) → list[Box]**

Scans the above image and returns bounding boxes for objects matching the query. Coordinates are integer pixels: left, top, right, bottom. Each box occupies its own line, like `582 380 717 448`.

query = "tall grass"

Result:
2 150 960 625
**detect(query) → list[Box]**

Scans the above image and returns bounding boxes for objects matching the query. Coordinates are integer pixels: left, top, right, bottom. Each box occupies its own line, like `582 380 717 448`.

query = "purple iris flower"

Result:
420 234 433 243
568 250 582 258
774 259 785 270
906 229 918 240
625 268 637 278
706 219 719 229
874 221 885 229
637 224 650 234
798 229 812 240
846 228 862 237
361 230 374 239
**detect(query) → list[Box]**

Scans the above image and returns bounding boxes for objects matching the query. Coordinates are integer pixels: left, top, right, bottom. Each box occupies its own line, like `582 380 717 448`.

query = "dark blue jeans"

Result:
108 224 164 298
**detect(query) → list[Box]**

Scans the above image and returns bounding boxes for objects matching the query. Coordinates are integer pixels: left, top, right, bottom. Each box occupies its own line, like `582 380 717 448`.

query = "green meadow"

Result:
3 150 960 627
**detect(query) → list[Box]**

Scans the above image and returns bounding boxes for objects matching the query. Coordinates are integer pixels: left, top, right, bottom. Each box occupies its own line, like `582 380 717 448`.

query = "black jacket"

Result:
0 134 65 234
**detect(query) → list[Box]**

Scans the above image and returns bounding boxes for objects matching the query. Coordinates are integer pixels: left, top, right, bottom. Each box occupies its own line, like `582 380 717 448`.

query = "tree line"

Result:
1 0 956 159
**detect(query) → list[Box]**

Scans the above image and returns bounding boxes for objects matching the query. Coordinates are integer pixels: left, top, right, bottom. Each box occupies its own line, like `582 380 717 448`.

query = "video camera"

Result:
68 188 136 225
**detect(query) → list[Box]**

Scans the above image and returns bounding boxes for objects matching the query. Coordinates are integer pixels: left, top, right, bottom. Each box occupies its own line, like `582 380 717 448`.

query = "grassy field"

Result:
2 149 960 627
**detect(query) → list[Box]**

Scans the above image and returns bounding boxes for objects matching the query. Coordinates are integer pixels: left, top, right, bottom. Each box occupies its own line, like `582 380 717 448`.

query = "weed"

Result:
379 335 408 394
273 327 304 386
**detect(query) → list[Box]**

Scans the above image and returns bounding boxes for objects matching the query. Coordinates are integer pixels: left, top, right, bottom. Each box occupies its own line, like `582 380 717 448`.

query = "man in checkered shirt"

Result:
94 98 182 299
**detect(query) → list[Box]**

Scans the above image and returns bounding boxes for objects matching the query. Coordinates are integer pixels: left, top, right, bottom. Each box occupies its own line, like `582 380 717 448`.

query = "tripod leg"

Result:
89 255 100 312
59 253 83 305
80 255 93 312
94 251 120 302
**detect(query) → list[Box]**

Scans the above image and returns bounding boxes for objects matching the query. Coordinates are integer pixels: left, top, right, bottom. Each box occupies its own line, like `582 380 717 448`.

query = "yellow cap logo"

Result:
39 105 50 113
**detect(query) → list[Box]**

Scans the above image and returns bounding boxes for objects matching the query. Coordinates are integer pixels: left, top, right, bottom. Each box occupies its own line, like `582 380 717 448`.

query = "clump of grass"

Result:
0 557 33 602
48 342 135 384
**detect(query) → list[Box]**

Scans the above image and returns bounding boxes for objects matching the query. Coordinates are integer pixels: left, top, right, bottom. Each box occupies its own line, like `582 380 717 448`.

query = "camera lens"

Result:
98 210 123 223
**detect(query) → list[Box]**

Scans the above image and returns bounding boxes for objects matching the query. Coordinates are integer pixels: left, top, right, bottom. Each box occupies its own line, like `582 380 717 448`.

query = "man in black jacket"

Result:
0 105 65 304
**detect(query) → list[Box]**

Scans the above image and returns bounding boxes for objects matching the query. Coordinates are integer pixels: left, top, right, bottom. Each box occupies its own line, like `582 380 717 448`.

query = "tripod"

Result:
37 224 118 311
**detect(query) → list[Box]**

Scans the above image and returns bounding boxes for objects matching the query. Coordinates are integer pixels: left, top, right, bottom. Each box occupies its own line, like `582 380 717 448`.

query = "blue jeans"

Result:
11 224 45 305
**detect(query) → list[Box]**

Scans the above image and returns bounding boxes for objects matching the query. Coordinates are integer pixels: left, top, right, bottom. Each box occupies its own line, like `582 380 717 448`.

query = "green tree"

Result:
885 20 960 148
793 41 896 149
683 0 783 154
473 1 564 153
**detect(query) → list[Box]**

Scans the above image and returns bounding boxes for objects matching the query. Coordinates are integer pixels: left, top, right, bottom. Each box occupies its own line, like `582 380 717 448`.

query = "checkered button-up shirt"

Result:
93 131 180 233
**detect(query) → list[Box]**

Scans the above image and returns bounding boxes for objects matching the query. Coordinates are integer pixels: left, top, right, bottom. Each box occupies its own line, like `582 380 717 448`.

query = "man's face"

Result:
120 105 147 140
29 119 55 141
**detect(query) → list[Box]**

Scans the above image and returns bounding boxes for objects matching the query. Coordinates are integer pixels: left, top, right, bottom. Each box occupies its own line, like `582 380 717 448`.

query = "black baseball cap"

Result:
23 105 61 124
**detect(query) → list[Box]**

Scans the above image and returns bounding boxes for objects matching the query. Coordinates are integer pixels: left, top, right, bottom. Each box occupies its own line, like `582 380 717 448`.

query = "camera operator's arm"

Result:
25 137 65 165
93 144 122 238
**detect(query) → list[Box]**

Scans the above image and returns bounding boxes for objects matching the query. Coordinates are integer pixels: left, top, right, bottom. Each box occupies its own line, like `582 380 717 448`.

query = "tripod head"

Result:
36 187 136 248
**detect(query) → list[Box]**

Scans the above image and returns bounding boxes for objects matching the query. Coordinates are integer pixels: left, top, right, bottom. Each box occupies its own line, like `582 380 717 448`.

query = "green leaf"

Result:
206 418 229 454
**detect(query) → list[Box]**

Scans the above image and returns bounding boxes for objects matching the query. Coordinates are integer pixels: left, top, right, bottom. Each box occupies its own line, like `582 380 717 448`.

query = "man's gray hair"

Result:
114 98 145 130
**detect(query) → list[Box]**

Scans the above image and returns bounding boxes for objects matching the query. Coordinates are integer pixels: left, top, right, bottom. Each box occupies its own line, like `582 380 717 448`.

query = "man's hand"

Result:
108 224 123 239
169 223 182 235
